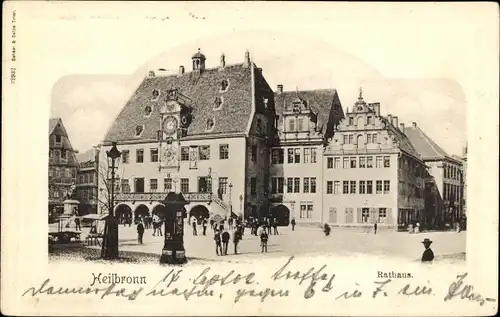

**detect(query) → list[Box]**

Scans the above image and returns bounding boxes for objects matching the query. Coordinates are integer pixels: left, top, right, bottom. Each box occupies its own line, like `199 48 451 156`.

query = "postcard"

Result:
1 1 498 316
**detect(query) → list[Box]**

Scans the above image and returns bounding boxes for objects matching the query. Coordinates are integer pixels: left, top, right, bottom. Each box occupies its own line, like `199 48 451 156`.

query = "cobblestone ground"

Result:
57 223 466 264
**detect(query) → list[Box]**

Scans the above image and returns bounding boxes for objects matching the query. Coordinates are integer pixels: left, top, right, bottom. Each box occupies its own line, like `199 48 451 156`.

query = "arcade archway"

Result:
115 204 132 225
189 205 210 221
152 204 167 221
134 204 150 222
270 204 291 226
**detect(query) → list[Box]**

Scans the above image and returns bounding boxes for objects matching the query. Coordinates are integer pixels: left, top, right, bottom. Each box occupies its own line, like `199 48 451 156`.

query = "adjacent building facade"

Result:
48 118 79 218
405 123 464 227
76 147 100 215
322 92 427 229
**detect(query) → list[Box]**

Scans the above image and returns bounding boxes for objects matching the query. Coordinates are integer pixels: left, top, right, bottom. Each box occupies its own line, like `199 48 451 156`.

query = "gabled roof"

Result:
76 148 95 164
274 89 343 140
380 117 422 160
49 118 61 135
404 125 450 161
104 63 254 142
49 117 76 151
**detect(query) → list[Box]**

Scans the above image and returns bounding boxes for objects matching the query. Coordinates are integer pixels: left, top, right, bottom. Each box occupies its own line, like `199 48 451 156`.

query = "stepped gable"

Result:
404 124 450 160
380 116 421 159
104 63 253 142
274 89 341 136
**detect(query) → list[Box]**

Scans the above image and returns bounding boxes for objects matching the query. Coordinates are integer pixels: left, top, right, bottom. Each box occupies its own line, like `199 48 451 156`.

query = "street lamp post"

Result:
101 142 122 259
228 183 233 217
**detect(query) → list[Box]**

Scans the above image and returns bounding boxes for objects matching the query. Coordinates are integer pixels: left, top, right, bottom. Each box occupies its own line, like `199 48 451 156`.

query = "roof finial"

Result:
358 87 363 101
296 86 299 96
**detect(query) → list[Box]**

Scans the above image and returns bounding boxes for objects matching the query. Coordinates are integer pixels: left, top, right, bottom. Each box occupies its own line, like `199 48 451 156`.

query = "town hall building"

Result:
98 48 460 230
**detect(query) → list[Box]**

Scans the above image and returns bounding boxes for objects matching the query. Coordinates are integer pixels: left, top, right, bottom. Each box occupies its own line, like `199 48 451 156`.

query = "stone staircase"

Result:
211 196 230 218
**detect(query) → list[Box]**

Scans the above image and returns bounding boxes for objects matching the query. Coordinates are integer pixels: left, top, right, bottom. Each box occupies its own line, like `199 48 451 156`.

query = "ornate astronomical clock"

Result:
157 89 192 170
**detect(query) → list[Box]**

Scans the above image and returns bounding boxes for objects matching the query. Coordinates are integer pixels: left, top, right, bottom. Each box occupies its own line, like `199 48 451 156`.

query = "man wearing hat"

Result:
421 238 434 262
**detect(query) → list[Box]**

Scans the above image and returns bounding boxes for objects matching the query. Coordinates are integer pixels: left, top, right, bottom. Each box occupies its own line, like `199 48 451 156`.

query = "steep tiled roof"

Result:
274 89 342 140
49 118 60 135
49 117 75 151
104 63 254 142
380 117 422 159
404 126 449 160
76 148 95 164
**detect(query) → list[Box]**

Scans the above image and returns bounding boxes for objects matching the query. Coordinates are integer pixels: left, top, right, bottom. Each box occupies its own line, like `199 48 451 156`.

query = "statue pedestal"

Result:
63 199 80 216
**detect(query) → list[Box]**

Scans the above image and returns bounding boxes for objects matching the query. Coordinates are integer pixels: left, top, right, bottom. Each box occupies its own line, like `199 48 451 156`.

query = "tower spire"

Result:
358 87 363 101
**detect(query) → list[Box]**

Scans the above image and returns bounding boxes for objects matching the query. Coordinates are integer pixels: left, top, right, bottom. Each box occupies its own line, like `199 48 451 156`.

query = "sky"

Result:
30 2 496 156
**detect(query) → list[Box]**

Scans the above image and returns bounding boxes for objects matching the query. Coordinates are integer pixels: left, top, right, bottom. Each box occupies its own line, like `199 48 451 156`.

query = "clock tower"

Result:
157 88 192 170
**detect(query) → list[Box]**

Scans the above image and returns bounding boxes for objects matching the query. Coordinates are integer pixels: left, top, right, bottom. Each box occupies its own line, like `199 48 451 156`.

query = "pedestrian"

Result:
137 220 145 244
233 228 241 254
153 217 159 236
260 227 268 253
157 220 163 236
214 230 222 256
253 220 259 236
456 222 461 233
210 218 215 231
273 218 279 235
267 218 272 235
192 217 198 236
202 218 208 235
219 221 224 232
74 217 81 231
228 217 233 230
373 222 378 234
415 222 420 234
291 217 296 231
222 229 230 255
324 223 331 236
421 238 434 262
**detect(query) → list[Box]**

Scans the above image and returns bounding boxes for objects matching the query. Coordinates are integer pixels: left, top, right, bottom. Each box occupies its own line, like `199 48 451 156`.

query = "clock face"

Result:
163 116 178 135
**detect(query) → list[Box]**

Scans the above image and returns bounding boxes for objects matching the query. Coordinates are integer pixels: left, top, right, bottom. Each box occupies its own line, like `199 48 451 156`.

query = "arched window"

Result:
220 80 229 92
152 89 160 100
206 118 215 131
135 125 144 137
213 97 223 110
357 135 364 149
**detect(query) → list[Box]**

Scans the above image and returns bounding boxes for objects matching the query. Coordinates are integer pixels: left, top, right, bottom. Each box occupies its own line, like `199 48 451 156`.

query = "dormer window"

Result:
152 89 160 100
206 118 215 131
220 80 229 92
135 125 144 137
297 117 304 131
289 118 296 131
213 97 223 110
349 117 354 125
144 105 153 117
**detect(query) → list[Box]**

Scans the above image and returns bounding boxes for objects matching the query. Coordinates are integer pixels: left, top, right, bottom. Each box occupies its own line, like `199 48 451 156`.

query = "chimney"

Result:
400 123 405 131
394 116 399 128
370 103 380 116
220 53 225 68
277 84 283 94
148 70 155 77
178 65 185 75
243 50 251 67
388 114 393 125
412 122 417 128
